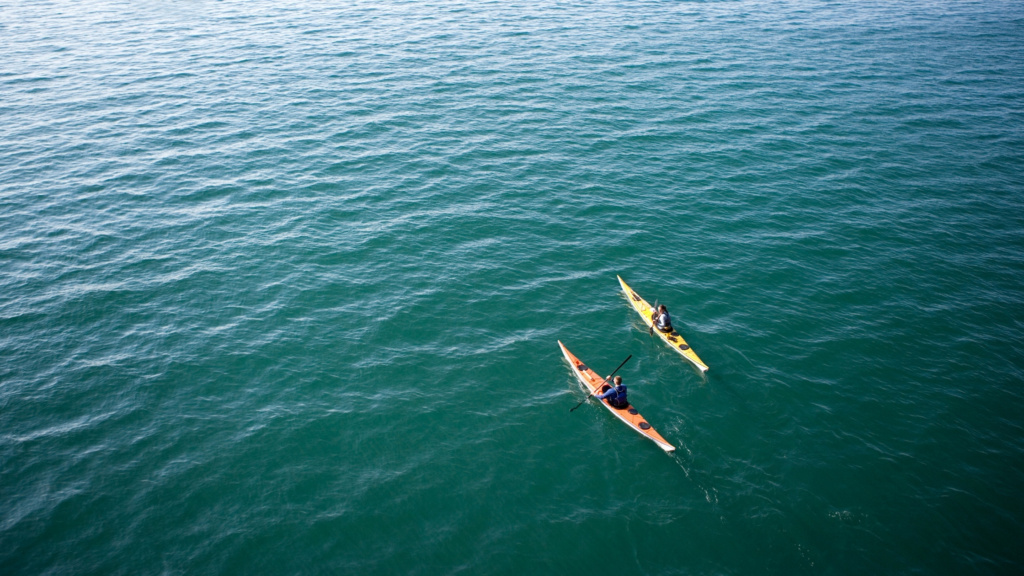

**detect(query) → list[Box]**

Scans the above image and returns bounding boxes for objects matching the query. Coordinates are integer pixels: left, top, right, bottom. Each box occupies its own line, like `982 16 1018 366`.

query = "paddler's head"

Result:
658 304 667 313
613 376 622 385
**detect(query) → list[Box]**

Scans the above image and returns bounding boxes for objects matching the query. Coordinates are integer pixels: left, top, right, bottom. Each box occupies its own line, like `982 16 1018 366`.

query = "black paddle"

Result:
649 300 659 335
569 354 632 412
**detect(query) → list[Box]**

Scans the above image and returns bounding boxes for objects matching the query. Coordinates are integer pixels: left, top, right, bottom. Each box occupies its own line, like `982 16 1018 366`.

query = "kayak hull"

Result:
617 275 709 373
559 341 675 453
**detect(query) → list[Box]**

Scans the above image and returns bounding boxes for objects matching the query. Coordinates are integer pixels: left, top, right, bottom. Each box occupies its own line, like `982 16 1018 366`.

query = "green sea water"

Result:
3 0 1024 574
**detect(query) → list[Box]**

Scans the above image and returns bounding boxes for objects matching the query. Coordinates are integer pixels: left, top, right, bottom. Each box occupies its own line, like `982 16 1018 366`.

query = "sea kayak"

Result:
617 275 709 373
559 341 675 453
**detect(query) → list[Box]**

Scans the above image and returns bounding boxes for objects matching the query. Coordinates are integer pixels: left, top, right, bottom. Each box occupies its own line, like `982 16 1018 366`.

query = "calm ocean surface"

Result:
3 0 1024 573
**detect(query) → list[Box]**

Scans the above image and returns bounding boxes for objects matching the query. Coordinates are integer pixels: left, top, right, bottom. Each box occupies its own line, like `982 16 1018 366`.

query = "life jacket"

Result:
611 384 627 404
656 311 672 329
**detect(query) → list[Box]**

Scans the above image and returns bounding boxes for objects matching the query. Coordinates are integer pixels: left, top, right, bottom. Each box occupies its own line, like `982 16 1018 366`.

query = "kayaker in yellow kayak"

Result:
651 304 673 333
595 375 628 409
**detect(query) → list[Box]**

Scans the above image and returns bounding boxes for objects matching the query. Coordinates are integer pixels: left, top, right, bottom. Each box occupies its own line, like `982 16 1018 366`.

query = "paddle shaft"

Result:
569 354 632 412
649 300 659 335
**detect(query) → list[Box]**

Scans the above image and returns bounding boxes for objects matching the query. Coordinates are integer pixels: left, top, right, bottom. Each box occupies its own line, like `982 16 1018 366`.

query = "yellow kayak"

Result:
617 275 709 373
559 341 675 452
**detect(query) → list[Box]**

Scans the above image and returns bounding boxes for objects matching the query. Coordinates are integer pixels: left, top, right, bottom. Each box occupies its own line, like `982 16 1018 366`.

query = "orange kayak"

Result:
559 341 675 453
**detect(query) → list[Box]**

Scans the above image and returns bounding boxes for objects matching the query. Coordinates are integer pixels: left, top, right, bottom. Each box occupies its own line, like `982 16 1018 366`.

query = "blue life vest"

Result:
601 384 627 404
612 384 627 403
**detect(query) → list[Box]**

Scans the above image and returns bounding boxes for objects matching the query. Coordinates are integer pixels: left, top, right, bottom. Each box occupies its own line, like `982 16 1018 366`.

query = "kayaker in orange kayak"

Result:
595 375 628 409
